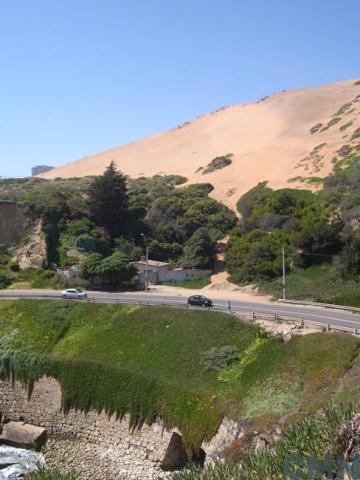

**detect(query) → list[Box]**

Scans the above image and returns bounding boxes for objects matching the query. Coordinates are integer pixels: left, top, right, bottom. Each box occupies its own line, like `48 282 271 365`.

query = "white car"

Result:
61 289 88 300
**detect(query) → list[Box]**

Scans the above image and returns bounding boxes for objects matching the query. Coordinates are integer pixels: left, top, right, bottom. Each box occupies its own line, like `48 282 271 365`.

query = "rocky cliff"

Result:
0 202 30 246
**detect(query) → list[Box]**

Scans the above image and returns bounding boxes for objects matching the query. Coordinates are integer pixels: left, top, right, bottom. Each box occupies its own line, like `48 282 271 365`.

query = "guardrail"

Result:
91 297 360 335
279 298 360 314
0 293 359 335
236 309 360 335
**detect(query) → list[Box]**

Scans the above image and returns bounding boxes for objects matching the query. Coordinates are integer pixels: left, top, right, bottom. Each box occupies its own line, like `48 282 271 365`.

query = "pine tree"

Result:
88 161 128 237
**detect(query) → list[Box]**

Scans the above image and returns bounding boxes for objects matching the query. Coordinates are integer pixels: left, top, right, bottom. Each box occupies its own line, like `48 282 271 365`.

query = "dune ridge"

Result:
40 79 360 209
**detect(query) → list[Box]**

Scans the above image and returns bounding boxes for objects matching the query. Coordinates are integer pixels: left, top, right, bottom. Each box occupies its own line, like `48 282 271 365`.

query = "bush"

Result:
182 228 215 269
225 229 292 283
96 251 137 284
29 468 79 479
8 260 20 272
200 345 240 371
80 253 103 282
352 127 360 140
80 251 137 285
74 234 96 253
148 239 183 262
0 269 12 289
202 154 233 174
309 123 322 134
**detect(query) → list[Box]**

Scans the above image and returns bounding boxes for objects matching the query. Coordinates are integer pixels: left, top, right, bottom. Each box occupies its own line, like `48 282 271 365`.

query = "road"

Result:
1 289 360 332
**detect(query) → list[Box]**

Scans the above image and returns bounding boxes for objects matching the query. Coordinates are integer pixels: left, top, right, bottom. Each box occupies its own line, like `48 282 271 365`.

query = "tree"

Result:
88 162 129 237
182 228 215 269
96 251 137 285
80 251 137 285
148 240 183 262
225 229 292 283
80 253 103 282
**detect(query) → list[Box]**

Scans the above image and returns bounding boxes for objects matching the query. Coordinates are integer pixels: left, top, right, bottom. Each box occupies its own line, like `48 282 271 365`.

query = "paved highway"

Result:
1 289 360 332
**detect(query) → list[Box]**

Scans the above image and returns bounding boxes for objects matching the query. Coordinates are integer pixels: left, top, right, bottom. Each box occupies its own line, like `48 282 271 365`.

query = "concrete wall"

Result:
138 268 211 286
0 377 241 468
159 269 211 282
0 202 30 246
0 376 172 465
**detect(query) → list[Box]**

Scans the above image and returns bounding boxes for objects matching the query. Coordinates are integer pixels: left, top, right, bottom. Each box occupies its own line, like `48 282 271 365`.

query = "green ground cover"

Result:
1 300 360 459
175 403 358 480
259 264 360 307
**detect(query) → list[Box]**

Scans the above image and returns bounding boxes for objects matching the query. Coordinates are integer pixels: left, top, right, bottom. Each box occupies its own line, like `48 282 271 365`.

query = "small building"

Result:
134 259 170 285
134 258 211 287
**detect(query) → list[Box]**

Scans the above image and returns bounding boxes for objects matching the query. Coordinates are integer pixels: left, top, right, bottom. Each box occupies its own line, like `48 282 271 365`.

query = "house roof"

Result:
135 259 169 268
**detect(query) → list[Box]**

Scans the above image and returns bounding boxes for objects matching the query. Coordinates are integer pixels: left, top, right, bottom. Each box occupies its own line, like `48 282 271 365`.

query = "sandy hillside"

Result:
40 79 360 210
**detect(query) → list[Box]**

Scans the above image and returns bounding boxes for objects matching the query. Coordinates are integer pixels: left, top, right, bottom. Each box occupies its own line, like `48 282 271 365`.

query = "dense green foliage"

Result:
182 228 215 268
227 183 341 283
80 251 137 285
0 167 236 280
0 300 359 459
226 140 360 298
175 403 358 479
140 181 236 263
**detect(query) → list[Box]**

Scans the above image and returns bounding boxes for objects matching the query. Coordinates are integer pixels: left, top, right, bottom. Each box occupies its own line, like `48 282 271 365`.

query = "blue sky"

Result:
0 0 359 178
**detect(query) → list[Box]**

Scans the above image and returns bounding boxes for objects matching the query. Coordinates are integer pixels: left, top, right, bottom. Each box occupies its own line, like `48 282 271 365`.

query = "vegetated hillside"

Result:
0 170 236 289
1 300 360 461
225 137 360 306
39 79 360 209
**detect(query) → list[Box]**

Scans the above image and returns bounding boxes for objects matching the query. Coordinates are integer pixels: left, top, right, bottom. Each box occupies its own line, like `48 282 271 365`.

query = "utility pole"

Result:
282 246 286 301
140 233 149 291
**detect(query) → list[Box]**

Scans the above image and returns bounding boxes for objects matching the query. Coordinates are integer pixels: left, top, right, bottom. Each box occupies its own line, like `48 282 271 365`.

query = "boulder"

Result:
0 422 47 451
161 432 189 471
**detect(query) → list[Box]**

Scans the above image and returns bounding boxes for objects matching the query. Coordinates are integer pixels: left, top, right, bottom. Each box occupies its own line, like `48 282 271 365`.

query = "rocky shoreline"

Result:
43 437 175 480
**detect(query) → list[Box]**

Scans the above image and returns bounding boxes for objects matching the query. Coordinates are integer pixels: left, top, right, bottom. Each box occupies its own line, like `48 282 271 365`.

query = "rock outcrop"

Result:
13 220 47 269
0 203 30 246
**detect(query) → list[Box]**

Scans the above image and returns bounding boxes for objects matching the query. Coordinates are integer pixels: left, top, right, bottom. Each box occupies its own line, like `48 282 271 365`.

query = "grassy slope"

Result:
259 264 360 307
1 300 360 457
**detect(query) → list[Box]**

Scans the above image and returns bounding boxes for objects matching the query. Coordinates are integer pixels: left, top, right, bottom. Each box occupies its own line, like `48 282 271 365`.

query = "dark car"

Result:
187 295 213 307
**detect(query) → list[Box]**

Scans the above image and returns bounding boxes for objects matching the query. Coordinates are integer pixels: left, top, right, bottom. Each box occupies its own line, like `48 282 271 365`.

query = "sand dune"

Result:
40 79 360 210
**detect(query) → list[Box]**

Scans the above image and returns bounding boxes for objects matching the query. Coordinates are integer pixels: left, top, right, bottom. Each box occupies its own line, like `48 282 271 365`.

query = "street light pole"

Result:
282 246 286 301
140 233 149 291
